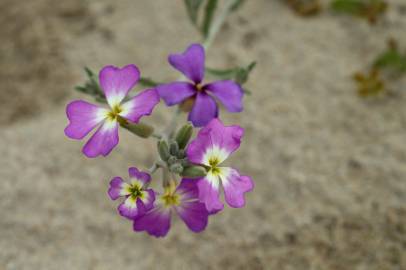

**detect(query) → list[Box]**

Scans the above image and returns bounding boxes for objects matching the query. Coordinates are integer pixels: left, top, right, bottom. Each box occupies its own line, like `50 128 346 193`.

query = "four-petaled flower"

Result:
186 118 254 213
133 179 209 237
108 167 155 219
157 44 244 127
64 64 159 158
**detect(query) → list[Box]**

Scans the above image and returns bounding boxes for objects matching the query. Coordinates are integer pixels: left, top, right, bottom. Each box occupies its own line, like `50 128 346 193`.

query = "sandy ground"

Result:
1 0 406 269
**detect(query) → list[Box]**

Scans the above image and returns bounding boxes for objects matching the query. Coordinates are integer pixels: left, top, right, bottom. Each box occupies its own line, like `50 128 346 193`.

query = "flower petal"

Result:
186 118 243 165
128 167 151 186
204 80 243 112
133 206 171 237
140 189 155 211
119 88 160 123
176 178 200 201
82 120 119 158
197 173 224 214
108 177 130 200
156 82 196 106
188 92 218 127
168 44 205 83
220 167 254 208
118 196 140 219
175 178 209 232
175 200 209 233
64 100 107 139
99 64 140 107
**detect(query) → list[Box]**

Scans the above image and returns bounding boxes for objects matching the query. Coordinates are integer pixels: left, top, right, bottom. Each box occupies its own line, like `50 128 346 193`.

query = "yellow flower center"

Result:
107 105 123 121
161 183 180 207
195 83 203 92
127 184 144 200
208 157 221 175
162 193 180 206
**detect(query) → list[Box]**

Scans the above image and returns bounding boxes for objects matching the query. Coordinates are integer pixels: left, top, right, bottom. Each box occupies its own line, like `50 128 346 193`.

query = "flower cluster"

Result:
65 44 254 237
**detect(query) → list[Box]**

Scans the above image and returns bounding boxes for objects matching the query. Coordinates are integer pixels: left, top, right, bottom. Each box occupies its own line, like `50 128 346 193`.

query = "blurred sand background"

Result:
1 0 406 269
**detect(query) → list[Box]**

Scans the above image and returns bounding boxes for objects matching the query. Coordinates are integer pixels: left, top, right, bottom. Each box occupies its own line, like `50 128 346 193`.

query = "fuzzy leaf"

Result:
184 0 205 25
206 61 256 86
139 77 160 87
202 0 218 38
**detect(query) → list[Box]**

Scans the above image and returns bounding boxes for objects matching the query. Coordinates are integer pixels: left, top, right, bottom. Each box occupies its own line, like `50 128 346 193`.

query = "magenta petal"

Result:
133 207 172 237
188 92 218 127
156 82 196 106
119 88 160 123
82 120 119 158
118 197 140 219
141 189 155 211
221 168 254 208
108 177 126 200
176 178 200 200
168 44 205 83
175 201 209 233
64 100 106 139
197 177 224 214
186 118 244 164
99 64 140 107
204 80 243 112
128 167 151 185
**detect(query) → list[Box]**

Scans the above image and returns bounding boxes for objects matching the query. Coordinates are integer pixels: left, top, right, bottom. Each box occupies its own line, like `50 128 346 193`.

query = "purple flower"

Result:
157 44 244 127
108 167 155 219
186 118 254 213
64 65 160 158
133 179 209 237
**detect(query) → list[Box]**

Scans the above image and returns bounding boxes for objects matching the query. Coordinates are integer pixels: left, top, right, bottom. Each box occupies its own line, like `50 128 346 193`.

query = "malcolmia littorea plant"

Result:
64 0 256 237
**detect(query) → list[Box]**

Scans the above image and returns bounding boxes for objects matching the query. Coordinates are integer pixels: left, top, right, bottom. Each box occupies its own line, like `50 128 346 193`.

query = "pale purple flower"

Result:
108 167 155 219
64 64 160 158
157 44 244 127
186 118 254 213
133 179 209 237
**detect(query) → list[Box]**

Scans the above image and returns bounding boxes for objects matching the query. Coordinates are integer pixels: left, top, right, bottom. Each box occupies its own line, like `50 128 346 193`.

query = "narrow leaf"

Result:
202 0 218 38
184 0 205 25
230 0 246 12
139 77 160 87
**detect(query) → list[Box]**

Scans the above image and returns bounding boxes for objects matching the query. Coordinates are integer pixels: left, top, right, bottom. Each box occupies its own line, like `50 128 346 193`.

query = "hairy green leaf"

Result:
202 0 218 38
139 77 160 87
184 0 205 25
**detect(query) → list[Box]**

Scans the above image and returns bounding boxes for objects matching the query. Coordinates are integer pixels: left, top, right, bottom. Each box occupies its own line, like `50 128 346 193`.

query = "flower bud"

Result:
169 141 179 156
122 122 154 138
167 156 177 165
179 158 189 167
169 163 183 174
177 149 186 159
175 123 193 149
158 140 170 161
181 166 207 178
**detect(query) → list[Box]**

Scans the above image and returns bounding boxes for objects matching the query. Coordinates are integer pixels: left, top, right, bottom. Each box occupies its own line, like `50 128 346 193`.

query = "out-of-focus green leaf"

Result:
230 0 246 12
331 0 363 14
235 61 256 84
205 61 256 95
373 50 406 72
184 0 205 25
206 67 237 79
139 77 160 87
202 0 218 38
330 0 388 24
74 67 106 103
